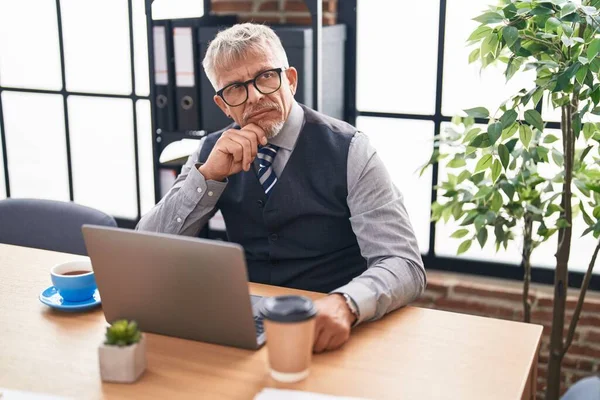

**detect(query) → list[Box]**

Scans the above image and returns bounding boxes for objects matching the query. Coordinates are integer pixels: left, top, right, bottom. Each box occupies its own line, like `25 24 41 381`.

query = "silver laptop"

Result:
81 225 266 350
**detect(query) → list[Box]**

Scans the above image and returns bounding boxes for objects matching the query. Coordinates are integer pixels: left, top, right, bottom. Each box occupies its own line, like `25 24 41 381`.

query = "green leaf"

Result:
581 145 593 161
474 186 493 199
581 202 594 225
447 157 467 168
473 12 504 24
576 65 589 85
491 159 502 183
552 148 564 165
503 26 519 47
451 229 470 239
468 25 493 42
491 191 503 212
475 154 493 173
536 146 550 162
501 122 519 140
500 110 518 129
501 182 515 200
519 124 533 148
588 39 600 61
582 225 595 237
477 228 488 248
498 143 510 169
524 109 544 131
488 122 503 145
470 133 491 148
464 107 490 119
505 138 519 153
545 17 561 32
560 2 577 18
546 204 564 217
503 3 518 20
533 88 544 108
474 214 487 232
457 170 471 184
468 48 481 64
471 171 485 185
544 134 559 143
481 33 500 57
583 122 596 141
593 206 600 219
506 57 521 80
457 239 472 255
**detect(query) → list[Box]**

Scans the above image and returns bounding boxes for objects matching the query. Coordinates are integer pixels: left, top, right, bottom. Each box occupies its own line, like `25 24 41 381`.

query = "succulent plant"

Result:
104 319 142 347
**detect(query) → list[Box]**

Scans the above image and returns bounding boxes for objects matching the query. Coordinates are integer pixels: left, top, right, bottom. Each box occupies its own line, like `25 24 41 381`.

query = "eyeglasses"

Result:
216 68 284 107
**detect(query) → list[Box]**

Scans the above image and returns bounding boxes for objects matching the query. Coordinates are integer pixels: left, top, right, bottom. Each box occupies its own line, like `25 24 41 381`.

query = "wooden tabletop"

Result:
0 243 543 400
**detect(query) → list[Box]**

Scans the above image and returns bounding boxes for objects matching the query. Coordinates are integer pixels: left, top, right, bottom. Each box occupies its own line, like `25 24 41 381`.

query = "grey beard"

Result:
264 120 285 139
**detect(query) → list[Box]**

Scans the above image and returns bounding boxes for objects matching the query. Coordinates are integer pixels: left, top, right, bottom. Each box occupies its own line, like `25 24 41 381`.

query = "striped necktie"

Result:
256 144 280 196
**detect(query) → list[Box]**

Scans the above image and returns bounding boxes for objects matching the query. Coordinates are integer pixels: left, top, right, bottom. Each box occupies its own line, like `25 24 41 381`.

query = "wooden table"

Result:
0 244 542 399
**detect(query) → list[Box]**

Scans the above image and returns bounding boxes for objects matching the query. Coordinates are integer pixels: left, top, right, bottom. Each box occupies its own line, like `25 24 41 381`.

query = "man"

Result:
138 23 425 353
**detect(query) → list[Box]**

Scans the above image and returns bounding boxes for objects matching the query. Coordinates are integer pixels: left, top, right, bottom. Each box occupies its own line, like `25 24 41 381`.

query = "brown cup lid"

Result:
260 295 317 323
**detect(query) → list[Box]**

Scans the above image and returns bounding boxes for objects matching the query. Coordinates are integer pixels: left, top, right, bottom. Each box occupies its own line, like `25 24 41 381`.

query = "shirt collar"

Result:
268 101 304 151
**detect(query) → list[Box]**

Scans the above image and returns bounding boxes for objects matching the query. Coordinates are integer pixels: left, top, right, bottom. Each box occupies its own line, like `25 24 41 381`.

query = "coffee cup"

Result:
50 260 97 302
260 295 318 383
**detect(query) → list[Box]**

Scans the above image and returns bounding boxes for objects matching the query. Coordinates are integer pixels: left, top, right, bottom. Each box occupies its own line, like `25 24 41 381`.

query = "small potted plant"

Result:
99 319 146 383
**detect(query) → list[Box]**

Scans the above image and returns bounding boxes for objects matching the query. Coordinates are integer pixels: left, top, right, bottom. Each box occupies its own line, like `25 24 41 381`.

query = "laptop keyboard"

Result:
254 315 265 336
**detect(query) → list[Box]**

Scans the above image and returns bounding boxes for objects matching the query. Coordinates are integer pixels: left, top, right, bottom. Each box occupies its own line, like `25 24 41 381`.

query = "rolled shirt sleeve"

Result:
332 132 426 324
136 137 227 236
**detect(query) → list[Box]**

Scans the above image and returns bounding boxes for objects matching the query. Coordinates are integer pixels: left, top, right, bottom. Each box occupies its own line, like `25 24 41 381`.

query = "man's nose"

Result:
246 83 264 104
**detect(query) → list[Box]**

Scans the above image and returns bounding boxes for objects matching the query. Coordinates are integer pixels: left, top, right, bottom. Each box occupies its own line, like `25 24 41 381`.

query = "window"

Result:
357 0 440 115
0 0 156 224
356 0 600 279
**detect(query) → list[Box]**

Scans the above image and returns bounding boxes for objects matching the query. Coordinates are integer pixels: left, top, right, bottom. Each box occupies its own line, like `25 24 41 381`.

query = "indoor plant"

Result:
423 1 600 398
99 319 146 383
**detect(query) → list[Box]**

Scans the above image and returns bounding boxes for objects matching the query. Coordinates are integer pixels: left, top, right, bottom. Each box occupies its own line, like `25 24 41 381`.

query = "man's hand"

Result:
199 123 268 181
312 294 356 353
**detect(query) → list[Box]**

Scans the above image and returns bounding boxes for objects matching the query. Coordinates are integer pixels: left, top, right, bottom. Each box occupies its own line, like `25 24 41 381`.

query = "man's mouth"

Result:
247 108 274 120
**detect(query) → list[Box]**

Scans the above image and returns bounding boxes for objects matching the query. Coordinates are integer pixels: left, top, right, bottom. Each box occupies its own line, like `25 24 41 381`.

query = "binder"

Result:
152 21 174 132
173 22 201 131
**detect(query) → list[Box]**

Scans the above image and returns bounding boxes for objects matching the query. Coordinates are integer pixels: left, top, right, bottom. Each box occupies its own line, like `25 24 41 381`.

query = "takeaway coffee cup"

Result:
260 295 318 383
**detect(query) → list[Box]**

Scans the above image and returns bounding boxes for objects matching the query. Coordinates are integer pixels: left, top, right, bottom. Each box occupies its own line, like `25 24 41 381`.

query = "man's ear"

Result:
214 95 231 117
285 67 298 95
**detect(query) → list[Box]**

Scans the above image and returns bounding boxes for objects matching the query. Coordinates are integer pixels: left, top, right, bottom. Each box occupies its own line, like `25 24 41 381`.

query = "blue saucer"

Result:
39 286 101 312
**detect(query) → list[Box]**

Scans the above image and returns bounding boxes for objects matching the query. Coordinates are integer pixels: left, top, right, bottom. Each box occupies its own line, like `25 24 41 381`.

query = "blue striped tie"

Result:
256 144 279 196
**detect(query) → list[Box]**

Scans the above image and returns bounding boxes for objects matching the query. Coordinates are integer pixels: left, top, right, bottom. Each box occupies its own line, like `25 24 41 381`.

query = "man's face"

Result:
213 49 298 138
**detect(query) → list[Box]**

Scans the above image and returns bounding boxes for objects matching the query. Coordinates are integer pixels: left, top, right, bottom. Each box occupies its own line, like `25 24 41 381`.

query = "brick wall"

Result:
211 0 338 25
414 272 600 399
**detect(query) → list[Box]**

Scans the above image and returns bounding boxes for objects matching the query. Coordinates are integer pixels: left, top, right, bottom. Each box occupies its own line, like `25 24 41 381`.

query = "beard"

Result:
242 102 284 139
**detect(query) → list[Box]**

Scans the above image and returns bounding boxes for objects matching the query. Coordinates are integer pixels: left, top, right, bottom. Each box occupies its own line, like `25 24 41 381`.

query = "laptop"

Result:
81 225 266 350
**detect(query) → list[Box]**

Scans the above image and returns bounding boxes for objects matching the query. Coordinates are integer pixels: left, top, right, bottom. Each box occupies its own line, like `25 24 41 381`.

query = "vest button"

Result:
269 233 278 241
257 200 264 208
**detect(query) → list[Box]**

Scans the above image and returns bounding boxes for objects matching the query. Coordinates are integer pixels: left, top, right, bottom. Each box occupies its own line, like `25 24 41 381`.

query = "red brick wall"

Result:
211 0 338 25
414 272 600 399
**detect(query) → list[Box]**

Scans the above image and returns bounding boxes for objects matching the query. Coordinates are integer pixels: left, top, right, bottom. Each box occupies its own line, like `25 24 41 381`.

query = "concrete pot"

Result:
99 334 146 383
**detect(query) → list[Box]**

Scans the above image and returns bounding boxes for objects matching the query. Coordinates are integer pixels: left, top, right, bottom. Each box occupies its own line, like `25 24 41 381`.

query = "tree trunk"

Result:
545 100 576 399
522 214 533 323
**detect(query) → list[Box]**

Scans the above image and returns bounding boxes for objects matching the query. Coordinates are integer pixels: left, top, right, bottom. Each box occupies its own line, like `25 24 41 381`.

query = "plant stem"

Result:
562 237 600 356
545 98 576 400
522 214 533 323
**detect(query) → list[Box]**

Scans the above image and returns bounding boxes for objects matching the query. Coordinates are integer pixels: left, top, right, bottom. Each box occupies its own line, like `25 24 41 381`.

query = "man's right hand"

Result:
198 123 268 181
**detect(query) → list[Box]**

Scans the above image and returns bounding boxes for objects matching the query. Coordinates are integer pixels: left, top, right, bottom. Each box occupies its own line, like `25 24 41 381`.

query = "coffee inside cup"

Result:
60 270 92 276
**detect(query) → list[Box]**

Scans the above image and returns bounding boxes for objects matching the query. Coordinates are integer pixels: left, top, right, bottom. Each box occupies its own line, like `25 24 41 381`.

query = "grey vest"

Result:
199 105 367 292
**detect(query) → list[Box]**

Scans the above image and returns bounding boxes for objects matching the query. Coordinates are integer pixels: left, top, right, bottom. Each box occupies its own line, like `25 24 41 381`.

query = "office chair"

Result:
0 198 117 256
561 375 600 400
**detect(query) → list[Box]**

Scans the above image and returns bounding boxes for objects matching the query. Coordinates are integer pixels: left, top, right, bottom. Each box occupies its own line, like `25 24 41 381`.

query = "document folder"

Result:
152 22 174 132
173 24 200 131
